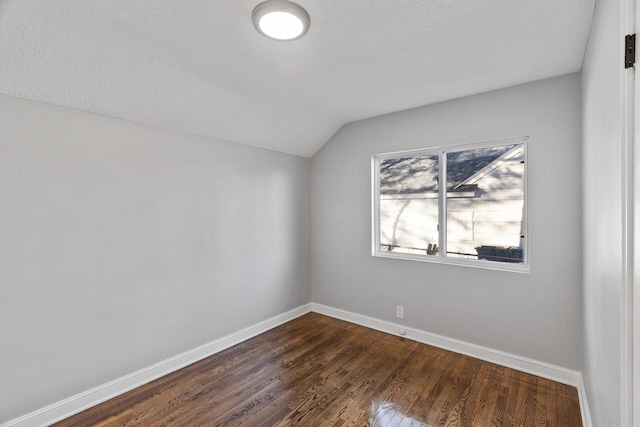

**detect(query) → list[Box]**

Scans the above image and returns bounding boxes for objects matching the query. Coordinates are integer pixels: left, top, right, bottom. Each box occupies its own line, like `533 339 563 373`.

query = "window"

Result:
372 136 528 271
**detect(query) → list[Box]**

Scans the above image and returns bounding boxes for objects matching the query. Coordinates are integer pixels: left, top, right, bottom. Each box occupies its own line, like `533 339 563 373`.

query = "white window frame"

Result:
372 136 529 273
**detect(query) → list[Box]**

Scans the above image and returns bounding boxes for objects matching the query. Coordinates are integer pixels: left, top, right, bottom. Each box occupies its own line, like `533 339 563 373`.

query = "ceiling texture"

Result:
0 0 595 157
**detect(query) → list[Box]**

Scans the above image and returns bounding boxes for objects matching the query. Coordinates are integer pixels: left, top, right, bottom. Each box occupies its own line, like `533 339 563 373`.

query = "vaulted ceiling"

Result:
0 0 595 157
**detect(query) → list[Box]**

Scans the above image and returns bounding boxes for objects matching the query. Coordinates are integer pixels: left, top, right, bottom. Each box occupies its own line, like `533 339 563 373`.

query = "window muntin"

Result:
373 137 528 271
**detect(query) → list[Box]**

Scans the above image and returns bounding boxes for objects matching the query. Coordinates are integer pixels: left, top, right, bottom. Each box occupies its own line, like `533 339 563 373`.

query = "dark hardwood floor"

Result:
54 313 582 426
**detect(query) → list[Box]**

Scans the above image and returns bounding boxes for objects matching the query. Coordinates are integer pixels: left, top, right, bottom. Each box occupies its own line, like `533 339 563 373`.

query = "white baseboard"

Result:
311 303 581 386
4 302 593 427
577 374 593 427
1 304 312 427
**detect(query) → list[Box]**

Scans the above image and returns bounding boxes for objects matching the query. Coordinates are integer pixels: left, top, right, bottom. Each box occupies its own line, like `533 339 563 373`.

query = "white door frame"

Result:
622 0 637 426
630 0 638 425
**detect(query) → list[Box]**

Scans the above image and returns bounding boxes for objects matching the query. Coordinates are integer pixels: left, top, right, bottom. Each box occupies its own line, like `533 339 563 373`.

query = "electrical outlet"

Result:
396 305 404 319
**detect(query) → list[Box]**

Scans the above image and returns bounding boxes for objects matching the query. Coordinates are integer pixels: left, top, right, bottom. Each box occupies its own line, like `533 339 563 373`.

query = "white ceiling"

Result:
0 0 595 157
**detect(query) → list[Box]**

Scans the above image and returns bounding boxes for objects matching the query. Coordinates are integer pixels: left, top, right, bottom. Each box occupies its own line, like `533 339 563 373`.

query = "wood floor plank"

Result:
53 313 582 427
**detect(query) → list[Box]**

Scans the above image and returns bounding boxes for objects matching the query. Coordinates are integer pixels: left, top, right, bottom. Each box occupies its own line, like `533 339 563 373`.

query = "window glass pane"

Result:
446 144 525 263
379 154 439 256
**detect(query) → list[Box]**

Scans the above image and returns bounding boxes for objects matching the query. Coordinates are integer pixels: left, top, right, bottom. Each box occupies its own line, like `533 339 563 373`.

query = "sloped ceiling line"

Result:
0 0 595 157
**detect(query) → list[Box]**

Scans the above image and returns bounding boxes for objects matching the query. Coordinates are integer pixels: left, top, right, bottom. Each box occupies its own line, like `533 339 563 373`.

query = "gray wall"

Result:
0 94 311 422
582 0 627 425
310 74 583 370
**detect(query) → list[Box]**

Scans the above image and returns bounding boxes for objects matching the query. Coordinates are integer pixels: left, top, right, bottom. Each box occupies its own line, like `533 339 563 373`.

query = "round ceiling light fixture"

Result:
252 0 310 41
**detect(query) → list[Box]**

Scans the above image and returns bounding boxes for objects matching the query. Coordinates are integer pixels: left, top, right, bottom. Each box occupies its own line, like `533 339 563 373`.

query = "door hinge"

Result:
625 34 636 68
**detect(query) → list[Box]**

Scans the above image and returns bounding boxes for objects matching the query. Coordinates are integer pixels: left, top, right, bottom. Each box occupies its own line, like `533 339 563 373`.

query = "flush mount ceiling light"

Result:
252 0 310 41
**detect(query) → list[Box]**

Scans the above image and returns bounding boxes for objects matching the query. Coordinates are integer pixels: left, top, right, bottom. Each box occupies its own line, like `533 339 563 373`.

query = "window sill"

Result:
372 250 530 274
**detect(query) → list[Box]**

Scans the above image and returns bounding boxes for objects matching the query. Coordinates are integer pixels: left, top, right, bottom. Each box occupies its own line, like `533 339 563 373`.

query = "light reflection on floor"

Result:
369 401 431 427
